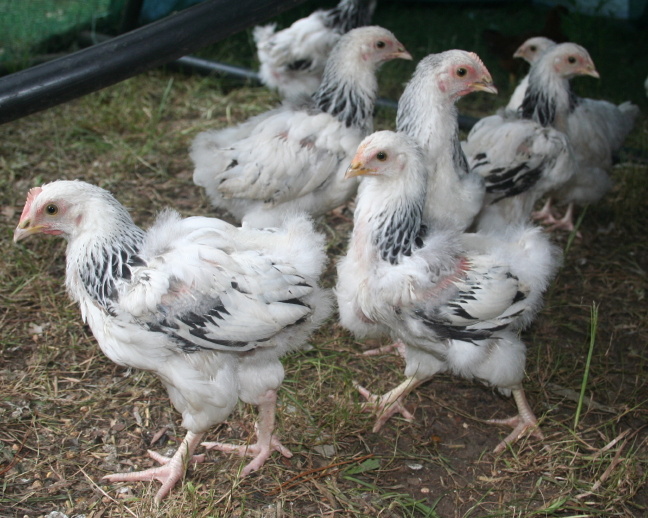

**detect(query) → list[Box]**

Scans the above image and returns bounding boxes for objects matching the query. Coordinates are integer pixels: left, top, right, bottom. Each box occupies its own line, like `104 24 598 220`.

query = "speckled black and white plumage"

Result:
507 38 639 230
192 26 410 228
254 0 377 100
518 43 591 131
396 50 496 231
464 43 602 231
465 113 576 232
337 132 561 451
506 37 557 113
15 180 332 501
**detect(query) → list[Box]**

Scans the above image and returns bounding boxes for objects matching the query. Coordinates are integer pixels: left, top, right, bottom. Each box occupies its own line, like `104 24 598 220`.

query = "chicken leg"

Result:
489 387 544 453
202 389 292 476
531 197 556 224
102 430 205 502
533 199 580 234
355 376 428 432
545 202 578 232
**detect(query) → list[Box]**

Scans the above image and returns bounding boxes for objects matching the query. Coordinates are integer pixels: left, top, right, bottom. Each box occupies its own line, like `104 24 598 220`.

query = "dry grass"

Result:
1 9 648 516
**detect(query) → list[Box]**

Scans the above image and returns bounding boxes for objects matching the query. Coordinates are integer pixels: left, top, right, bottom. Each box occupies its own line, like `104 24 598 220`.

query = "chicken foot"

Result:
355 376 427 432
102 430 205 502
531 196 557 224
533 200 580 234
488 387 544 454
202 389 292 476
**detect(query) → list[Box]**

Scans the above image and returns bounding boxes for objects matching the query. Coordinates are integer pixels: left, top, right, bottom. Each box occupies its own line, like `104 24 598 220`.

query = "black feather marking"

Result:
512 291 526 303
413 309 491 344
373 199 427 265
323 0 375 33
569 91 581 112
231 281 251 294
81 237 145 314
280 298 309 307
313 79 373 129
452 135 469 176
521 82 557 127
485 162 544 203
287 59 312 71
209 305 229 319
447 304 475 320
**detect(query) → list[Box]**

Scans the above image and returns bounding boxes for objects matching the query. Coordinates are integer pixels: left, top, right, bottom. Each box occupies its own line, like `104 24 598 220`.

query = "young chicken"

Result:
363 50 496 358
192 26 411 228
396 50 497 232
464 43 600 232
507 38 640 231
506 36 556 112
254 0 377 100
337 131 561 452
14 181 332 501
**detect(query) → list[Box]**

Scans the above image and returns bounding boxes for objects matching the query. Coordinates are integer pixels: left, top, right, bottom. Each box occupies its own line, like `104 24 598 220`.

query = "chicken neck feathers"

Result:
396 55 482 231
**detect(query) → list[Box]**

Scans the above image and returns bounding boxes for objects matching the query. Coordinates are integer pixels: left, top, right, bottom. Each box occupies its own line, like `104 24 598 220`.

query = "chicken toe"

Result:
102 431 204 502
488 388 544 453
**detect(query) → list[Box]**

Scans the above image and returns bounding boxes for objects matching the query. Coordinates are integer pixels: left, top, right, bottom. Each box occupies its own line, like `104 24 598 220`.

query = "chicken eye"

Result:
456 67 467 77
376 151 388 161
376 40 386 49
530 45 537 52
45 204 59 215
568 56 576 64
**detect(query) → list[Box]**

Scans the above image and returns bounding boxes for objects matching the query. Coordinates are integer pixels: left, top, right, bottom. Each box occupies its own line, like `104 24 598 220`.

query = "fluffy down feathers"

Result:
254 0 377 100
15 180 332 500
338 131 560 448
192 26 410 228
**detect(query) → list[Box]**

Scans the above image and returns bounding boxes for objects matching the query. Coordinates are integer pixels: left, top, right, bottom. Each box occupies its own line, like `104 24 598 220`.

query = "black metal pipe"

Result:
75 29 479 130
0 0 307 124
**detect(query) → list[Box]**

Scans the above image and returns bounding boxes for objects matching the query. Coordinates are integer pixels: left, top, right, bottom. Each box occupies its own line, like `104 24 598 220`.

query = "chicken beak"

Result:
345 160 375 179
513 47 524 59
13 220 46 243
584 64 600 79
390 47 413 61
471 77 498 95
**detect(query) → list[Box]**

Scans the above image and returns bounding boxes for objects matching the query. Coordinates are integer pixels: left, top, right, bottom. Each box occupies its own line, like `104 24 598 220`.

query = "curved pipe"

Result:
0 0 306 124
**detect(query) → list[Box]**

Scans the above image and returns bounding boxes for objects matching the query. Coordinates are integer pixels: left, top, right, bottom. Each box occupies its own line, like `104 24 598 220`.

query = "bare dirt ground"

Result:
1 67 647 518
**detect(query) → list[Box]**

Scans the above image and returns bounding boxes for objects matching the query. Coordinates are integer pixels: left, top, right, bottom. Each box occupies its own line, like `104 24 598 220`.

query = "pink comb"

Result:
468 52 487 70
19 186 42 222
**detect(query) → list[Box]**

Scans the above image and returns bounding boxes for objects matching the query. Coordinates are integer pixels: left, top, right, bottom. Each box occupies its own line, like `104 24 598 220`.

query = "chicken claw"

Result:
355 377 425 432
489 388 544 453
102 431 204 503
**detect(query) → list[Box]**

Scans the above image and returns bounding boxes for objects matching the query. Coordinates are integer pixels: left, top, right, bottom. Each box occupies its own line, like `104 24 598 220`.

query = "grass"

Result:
1 1 648 517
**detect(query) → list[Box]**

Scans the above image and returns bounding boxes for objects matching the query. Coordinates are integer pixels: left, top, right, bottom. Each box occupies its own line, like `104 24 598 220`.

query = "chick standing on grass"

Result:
362 50 496 358
191 26 411 229
14 180 332 502
337 132 561 452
